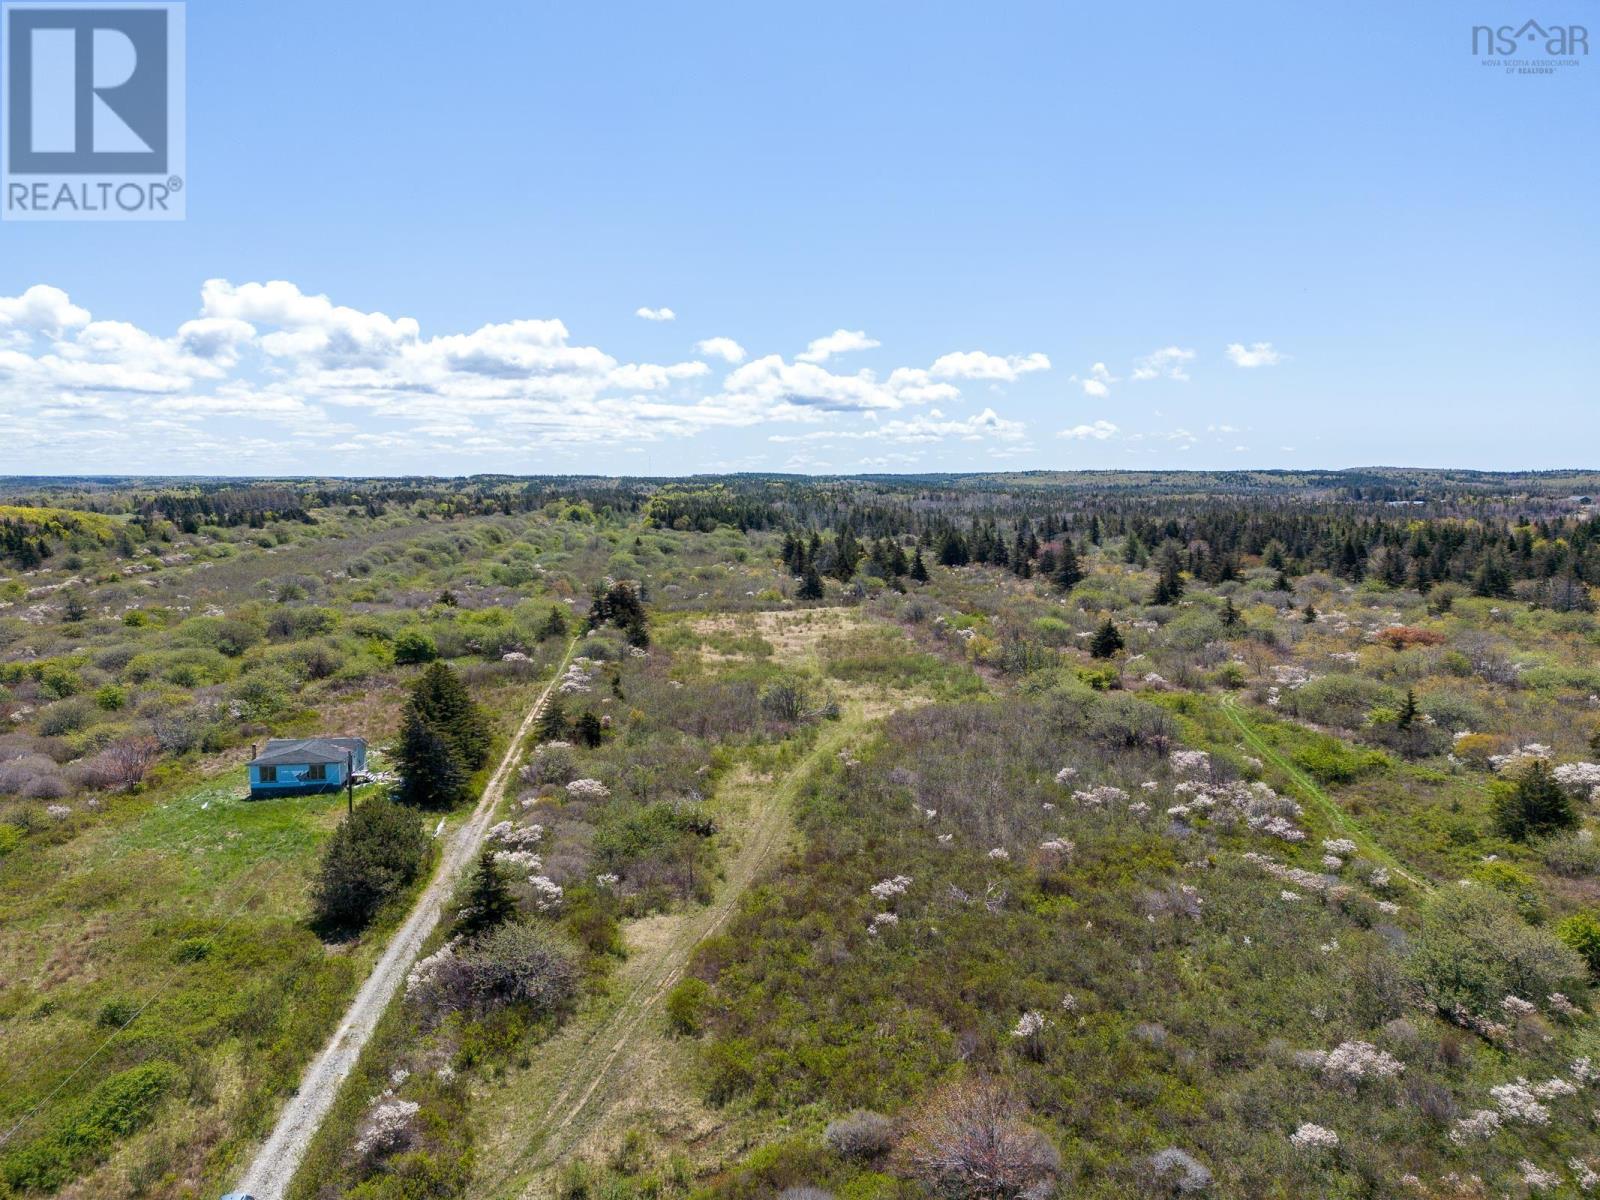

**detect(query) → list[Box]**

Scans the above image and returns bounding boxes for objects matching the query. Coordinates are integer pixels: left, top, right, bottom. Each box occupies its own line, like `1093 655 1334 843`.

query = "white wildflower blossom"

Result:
1491 1079 1551 1125
1289 1123 1338 1150
870 875 913 900
1449 1109 1502 1144
1011 1011 1047 1039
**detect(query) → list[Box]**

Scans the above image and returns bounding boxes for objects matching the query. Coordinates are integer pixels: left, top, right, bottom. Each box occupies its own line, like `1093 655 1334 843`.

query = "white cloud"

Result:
930 350 1051 381
1058 419 1119 440
796 328 880 364
695 336 747 364
1081 378 1109 398
635 306 676 322
1130 346 1195 382
0 284 90 335
769 406 1025 445
1225 341 1284 368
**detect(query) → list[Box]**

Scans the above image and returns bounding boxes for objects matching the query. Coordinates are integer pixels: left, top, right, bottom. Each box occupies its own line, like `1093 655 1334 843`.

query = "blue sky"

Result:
1 0 1595 476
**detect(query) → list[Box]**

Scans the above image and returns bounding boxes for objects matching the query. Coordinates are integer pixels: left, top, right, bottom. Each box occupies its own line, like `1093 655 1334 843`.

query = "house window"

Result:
259 766 277 783
306 764 327 782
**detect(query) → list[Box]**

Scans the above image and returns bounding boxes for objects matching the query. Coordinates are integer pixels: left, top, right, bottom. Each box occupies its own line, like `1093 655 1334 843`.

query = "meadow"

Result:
3 472 1600 1199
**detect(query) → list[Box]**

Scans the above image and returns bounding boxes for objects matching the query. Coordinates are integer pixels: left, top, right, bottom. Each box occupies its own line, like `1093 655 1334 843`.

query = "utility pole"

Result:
347 751 354 816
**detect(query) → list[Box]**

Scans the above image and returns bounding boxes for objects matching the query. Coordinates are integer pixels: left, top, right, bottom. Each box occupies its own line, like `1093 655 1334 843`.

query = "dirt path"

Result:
1219 694 1431 891
472 713 862 1199
234 641 576 1200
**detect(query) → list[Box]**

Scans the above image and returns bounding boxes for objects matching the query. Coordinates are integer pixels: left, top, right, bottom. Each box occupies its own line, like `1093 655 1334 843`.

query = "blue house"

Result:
248 737 367 798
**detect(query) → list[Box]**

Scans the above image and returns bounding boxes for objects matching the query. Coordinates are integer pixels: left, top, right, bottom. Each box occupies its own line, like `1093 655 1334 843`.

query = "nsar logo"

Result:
1471 18 1587 75
2 2 185 221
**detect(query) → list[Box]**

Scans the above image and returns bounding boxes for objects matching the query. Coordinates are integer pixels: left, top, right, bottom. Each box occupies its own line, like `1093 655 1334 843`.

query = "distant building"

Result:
248 737 367 798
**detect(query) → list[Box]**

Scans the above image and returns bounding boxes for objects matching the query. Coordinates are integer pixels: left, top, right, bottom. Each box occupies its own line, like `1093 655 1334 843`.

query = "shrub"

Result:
311 797 430 932
393 629 439 665
665 977 712 1036
409 922 580 1020
824 1111 896 1161
1407 887 1585 1018
896 1079 1059 1200
1557 911 1600 978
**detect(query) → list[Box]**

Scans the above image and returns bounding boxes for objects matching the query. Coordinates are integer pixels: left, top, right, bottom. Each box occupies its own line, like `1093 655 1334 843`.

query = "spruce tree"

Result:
1150 545 1185 605
1052 541 1084 592
1089 618 1125 659
1221 597 1240 628
1397 688 1419 731
410 662 491 771
395 706 470 809
457 847 516 936
798 565 825 600
909 549 930 583
1493 760 1576 841
537 696 569 742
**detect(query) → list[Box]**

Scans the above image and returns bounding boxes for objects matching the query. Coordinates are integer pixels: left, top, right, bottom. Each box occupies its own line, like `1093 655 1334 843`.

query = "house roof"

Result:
250 736 366 767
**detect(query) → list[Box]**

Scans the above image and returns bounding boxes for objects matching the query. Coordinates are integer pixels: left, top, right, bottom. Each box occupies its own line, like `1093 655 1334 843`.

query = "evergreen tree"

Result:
1397 688 1418 730
539 604 570 640
1150 545 1185 605
1220 597 1240 629
1089 618 1125 659
537 696 569 742
395 706 470 809
1493 760 1577 841
410 662 491 771
1273 569 1293 592
1302 604 1318 624
456 847 516 937
1052 541 1084 591
311 796 429 931
909 549 930 583
798 565 826 600
574 711 604 747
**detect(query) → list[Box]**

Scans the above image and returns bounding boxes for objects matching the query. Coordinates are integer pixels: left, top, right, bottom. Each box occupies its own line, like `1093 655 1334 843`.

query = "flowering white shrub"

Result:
1280 890 1304 902
1533 1077 1579 1099
1554 761 1600 800
1169 749 1211 776
488 820 544 848
1289 1123 1338 1150
1573 1056 1599 1084
1072 785 1129 810
566 778 610 800
1550 993 1582 1019
1310 1040 1405 1085
493 848 542 872
1491 1079 1552 1125
1060 993 1078 1011
1321 855 1343 871
868 911 899 934
870 875 913 900
528 875 564 912
354 1094 419 1160
988 847 1011 861
46 803 71 819
1011 1011 1047 1039
1322 838 1357 856
595 872 619 889
1450 1109 1502 1144
1500 994 1537 1019
1572 1158 1600 1192
1520 1161 1561 1191
406 940 459 999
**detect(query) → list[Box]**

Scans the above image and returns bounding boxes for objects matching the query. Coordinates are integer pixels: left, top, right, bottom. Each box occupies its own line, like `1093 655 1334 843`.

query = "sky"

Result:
0 0 1595 477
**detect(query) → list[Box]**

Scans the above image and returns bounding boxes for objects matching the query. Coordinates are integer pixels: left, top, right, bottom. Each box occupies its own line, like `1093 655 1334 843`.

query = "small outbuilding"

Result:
247 737 367 798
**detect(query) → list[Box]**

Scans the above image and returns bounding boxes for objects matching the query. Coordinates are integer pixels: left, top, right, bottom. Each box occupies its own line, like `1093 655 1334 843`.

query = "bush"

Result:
393 629 439 665
1557 911 1600 978
1407 886 1585 1018
665 977 712 1036
896 1079 1058 1200
311 797 430 933
410 921 580 1020
824 1111 896 1161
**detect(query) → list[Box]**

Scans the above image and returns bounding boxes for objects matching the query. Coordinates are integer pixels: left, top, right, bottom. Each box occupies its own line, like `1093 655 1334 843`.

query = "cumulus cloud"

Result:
1130 346 1195 382
635 306 676 321
930 350 1051 381
769 407 1025 445
0 284 91 335
695 336 747 364
0 280 1047 471
1226 341 1284 367
1058 419 1119 440
796 328 880 364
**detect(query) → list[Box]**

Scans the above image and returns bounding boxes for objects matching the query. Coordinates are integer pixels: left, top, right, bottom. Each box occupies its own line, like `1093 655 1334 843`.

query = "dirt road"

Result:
233 642 575 1200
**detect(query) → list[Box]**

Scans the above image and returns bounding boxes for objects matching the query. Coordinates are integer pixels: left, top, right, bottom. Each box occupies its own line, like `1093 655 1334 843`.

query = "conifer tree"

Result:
395 705 470 809
1052 541 1084 591
457 847 516 936
1089 618 1125 659
798 565 826 600
909 549 930 583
